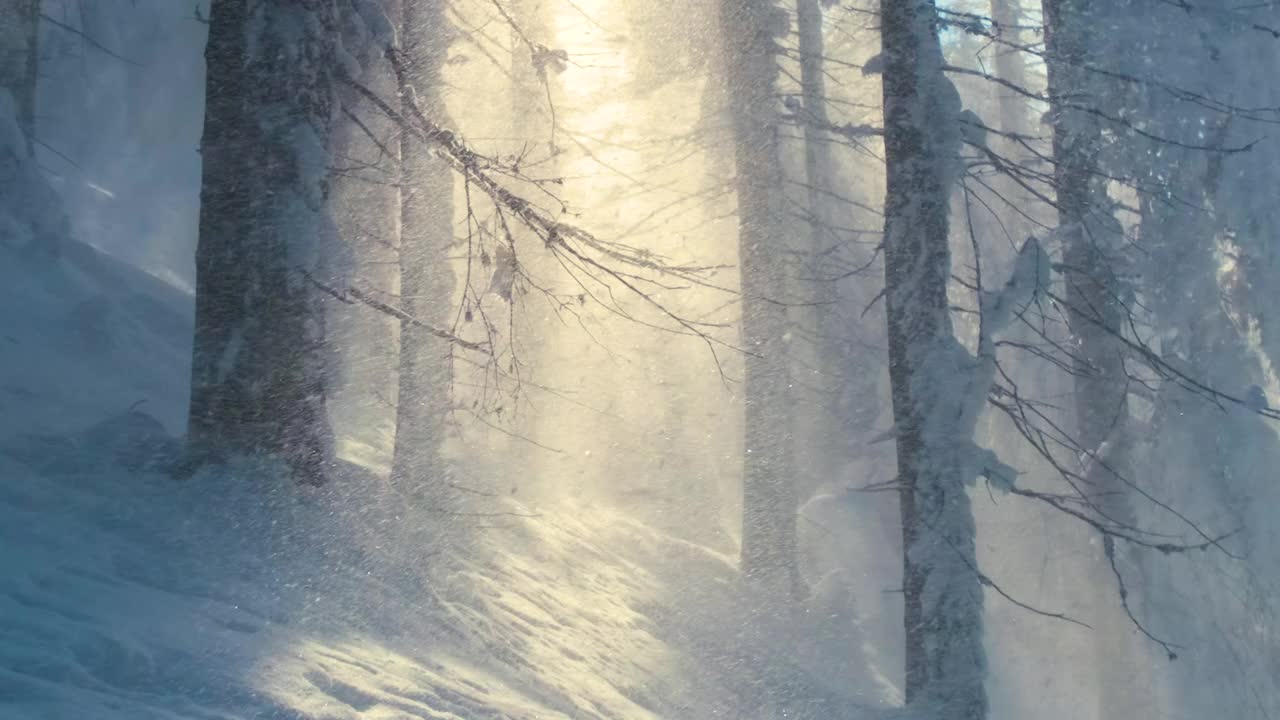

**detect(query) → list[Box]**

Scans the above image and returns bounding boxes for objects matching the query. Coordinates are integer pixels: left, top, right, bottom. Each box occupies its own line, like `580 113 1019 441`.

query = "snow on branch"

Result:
980 235 1051 336
303 271 489 353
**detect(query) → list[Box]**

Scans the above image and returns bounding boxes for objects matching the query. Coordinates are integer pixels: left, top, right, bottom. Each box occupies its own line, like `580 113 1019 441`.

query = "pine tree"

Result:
718 0 801 595
390 0 457 497
188 0 345 482
879 0 986 715
1042 1 1148 713
989 0 1027 137
794 0 849 499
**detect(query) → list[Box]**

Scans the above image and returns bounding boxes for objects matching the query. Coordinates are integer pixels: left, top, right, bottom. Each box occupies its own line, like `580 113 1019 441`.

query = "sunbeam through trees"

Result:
3 1 1280 718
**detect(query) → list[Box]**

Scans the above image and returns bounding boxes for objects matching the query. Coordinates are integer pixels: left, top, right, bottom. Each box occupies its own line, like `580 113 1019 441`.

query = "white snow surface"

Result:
0 195 892 719
0 414 888 719
0 444 740 720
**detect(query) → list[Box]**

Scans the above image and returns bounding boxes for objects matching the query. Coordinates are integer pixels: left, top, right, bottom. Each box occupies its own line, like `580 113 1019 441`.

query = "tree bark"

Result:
982 0 1035 285
879 0 986 716
0 0 38 146
1043 0 1145 715
797 0 836 240
795 0 848 496
718 0 800 595
0 0 65 263
1043 0 1130 457
188 0 342 482
390 0 456 498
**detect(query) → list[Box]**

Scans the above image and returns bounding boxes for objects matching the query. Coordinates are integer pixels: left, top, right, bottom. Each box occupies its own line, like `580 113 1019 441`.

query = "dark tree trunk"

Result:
0 0 38 146
1043 0 1144 714
880 0 986 716
719 0 800 595
0 0 65 262
1043 0 1130 459
390 0 456 496
188 0 342 482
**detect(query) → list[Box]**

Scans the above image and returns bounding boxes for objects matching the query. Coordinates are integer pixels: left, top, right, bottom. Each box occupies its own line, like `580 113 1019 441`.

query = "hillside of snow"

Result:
0 442 895 719
0 217 891 720
0 74 901 717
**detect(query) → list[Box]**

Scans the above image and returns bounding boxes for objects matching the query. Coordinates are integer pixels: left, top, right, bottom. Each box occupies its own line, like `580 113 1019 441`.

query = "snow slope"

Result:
0 241 888 720
0 447 724 719
0 237 191 439
0 426 886 719
0 73 895 716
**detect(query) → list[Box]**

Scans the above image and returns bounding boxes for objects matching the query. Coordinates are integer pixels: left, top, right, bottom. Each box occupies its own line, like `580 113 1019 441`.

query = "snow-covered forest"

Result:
3 0 1279 717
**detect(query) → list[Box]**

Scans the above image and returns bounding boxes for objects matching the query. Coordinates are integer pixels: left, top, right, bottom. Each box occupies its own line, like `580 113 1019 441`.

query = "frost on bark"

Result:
390 0 456 497
982 0 1035 279
879 0 988 716
1043 1 1145 715
1085 5 1280 716
0 0 38 146
188 0 343 482
718 0 800 595
1043 0 1130 464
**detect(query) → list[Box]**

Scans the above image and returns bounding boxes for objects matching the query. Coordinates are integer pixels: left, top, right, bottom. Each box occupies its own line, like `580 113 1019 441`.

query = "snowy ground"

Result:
0 241 892 719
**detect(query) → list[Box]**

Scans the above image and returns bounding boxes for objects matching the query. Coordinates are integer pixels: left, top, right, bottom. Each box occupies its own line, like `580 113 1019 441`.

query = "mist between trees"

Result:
6 0 1280 718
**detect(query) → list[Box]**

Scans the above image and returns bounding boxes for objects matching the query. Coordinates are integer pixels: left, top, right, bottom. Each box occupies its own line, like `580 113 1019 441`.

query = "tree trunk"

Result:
390 0 456 497
188 0 342 482
988 0 1026 137
0 0 65 262
1043 0 1129 455
981 0 1036 286
879 0 986 716
0 0 38 147
797 0 836 245
718 0 800 595
1042 0 1145 715
795 0 846 495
